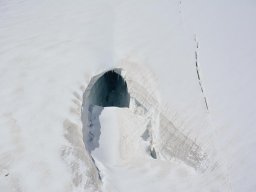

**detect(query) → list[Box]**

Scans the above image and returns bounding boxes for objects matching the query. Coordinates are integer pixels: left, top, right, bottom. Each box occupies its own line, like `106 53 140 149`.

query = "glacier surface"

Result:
0 0 255 192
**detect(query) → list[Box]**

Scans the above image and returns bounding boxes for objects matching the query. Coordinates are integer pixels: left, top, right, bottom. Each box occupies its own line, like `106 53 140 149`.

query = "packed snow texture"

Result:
0 0 256 192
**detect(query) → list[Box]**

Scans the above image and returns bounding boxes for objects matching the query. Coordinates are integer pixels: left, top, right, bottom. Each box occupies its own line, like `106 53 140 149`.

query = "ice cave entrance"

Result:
88 70 130 108
82 69 130 152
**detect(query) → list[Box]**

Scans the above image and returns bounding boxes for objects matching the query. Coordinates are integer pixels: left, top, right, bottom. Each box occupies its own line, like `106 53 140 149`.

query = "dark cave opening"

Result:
81 69 130 152
88 70 130 107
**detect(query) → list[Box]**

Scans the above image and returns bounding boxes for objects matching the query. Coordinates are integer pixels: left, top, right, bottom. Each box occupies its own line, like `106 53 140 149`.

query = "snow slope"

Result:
181 1 256 191
0 0 255 192
92 107 225 192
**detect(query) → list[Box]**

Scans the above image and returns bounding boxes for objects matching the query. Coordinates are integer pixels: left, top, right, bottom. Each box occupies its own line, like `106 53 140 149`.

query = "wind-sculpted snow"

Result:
122 65 209 171
1 0 255 191
63 119 101 191
79 65 229 191
82 67 208 170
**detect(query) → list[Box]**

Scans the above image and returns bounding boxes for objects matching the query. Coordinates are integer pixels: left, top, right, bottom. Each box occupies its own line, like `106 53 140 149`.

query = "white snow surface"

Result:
0 0 255 192
92 108 218 192
92 108 121 165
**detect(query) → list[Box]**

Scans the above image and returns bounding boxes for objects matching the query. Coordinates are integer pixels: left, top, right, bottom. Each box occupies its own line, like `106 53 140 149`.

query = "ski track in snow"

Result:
0 0 256 192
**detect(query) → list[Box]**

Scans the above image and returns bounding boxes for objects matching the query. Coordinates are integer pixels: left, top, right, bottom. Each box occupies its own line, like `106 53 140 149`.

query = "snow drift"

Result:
0 0 255 192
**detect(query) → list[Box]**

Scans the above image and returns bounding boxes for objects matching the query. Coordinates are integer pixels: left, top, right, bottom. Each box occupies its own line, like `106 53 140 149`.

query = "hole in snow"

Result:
82 69 130 153
88 70 130 107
